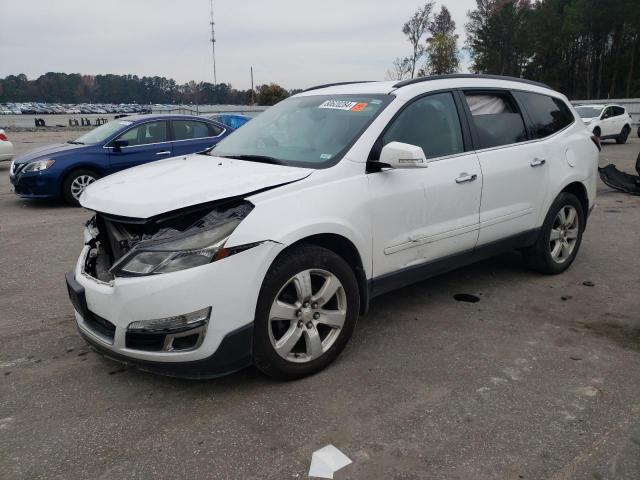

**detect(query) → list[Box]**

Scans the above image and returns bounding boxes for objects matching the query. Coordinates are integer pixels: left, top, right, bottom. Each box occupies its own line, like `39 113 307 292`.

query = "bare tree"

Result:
385 57 412 81
402 2 435 78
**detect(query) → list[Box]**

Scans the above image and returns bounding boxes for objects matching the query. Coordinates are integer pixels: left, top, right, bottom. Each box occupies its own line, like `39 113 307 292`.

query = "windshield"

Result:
211 94 391 168
73 120 134 145
575 106 603 119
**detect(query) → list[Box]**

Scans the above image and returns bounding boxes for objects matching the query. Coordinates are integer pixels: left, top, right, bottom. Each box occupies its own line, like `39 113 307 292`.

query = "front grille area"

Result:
84 312 116 342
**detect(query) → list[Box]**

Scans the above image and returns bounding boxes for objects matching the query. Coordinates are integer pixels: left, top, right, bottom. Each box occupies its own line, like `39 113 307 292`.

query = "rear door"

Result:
600 107 617 136
107 120 172 173
170 120 226 156
463 90 549 245
368 91 482 278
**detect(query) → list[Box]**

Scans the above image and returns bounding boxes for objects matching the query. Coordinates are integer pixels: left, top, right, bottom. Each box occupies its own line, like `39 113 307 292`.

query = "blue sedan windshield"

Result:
74 120 134 145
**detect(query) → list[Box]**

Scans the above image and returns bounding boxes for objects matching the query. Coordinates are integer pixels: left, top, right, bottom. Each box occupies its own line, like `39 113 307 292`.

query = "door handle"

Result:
156 150 171 156
530 158 546 167
455 173 477 184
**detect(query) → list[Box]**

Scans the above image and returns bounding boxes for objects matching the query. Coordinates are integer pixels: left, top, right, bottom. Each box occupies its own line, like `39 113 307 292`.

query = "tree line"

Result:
391 0 639 99
0 72 294 106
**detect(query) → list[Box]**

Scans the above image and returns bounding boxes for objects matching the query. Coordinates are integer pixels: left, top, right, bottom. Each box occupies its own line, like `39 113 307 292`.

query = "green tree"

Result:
257 83 289 106
425 6 460 74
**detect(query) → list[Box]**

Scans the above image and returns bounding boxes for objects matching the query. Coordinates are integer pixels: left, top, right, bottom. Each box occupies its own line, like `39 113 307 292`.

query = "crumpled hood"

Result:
13 143 87 164
80 154 314 218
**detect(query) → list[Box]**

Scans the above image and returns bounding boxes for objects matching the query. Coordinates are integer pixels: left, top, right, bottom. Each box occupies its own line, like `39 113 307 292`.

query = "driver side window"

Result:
116 121 168 147
382 92 464 159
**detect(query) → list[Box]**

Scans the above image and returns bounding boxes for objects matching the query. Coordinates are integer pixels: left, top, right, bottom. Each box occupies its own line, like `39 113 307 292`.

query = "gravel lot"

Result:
1 130 640 479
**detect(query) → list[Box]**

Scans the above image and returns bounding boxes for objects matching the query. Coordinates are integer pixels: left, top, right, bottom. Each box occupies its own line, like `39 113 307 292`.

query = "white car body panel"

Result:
71 76 599 374
80 155 314 218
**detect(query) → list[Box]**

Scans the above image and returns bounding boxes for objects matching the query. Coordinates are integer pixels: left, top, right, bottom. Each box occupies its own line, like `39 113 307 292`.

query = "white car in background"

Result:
67 75 599 380
575 104 632 144
0 129 13 161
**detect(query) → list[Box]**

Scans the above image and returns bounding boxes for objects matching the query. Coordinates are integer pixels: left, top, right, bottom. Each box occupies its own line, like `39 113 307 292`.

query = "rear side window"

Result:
464 93 527 149
207 123 224 136
172 120 215 141
382 92 464 159
612 106 625 116
515 92 574 139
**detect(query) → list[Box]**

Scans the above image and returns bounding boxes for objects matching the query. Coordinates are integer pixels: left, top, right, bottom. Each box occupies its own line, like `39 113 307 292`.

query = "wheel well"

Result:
561 182 589 220
288 234 370 315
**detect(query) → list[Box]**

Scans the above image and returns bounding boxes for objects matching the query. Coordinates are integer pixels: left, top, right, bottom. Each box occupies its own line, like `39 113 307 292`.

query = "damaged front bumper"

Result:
67 209 283 378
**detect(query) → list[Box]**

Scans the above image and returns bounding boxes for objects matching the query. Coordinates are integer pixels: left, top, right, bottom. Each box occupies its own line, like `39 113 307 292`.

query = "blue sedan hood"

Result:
13 143 88 165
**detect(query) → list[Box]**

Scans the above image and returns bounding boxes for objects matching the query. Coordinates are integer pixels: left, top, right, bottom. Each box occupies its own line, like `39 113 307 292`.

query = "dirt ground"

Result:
1 130 640 479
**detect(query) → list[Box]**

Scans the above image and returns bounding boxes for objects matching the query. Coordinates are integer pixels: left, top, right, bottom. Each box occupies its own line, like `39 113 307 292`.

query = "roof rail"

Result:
303 81 375 92
393 74 551 90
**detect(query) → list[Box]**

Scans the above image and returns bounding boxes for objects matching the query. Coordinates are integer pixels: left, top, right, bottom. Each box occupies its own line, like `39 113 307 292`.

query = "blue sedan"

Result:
9 114 232 205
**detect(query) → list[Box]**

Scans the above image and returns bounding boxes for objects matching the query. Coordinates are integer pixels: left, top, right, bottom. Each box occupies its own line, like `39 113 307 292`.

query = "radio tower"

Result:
209 0 217 88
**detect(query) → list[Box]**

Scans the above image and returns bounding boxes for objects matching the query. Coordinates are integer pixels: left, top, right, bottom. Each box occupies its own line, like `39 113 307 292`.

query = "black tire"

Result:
523 192 585 275
253 245 360 380
616 125 630 144
62 169 99 206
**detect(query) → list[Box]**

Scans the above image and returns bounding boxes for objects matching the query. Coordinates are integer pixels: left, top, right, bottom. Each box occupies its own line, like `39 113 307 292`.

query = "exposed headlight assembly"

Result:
22 159 55 172
111 203 257 276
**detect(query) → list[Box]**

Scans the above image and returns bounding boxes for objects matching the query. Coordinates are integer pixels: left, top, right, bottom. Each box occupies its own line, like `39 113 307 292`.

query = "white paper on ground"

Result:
308 444 352 479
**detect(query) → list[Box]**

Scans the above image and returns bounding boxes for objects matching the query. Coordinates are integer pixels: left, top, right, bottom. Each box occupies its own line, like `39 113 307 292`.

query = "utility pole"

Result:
209 0 217 88
250 66 254 105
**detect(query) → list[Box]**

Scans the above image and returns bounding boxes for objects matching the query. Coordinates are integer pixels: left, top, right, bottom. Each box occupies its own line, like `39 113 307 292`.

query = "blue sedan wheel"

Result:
63 169 99 206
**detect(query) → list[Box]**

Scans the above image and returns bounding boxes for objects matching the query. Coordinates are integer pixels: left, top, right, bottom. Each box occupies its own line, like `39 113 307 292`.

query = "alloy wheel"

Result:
70 174 96 200
549 205 579 263
268 268 346 363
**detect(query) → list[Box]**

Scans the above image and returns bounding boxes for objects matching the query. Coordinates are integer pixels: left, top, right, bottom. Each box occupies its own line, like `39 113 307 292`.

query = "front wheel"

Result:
253 245 360 380
62 169 99 206
523 192 585 274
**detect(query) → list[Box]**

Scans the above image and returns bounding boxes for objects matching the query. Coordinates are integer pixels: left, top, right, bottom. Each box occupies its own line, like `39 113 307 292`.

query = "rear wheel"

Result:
253 245 359 380
62 169 98 206
616 125 630 144
523 192 585 274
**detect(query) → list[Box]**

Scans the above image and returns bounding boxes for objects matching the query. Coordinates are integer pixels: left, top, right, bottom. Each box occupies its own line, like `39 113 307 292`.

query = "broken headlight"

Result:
111 204 254 276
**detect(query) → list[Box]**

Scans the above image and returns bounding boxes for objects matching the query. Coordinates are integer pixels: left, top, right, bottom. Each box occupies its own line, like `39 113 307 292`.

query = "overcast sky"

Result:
0 0 475 90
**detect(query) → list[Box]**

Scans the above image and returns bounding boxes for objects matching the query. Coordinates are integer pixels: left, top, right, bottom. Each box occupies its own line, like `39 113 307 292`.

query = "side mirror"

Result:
378 141 428 169
111 139 129 152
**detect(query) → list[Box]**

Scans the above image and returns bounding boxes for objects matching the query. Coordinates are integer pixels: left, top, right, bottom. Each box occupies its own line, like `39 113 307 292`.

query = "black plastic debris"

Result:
598 151 640 196
454 293 480 303
583 281 595 287
561 295 572 301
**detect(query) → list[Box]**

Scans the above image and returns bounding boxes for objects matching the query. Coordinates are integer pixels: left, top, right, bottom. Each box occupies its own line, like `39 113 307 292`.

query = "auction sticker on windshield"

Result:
319 100 359 110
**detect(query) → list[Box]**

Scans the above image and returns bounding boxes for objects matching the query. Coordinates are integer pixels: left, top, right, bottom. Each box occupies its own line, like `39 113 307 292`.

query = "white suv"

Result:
575 103 632 144
67 75 599 380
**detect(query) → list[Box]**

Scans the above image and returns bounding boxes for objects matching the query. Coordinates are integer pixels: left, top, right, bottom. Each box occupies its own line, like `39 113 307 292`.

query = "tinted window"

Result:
382 92 464 159
612 106 625 116
207 123 223 136
465 93 527 148
172 120 214 141
516 92 574 139
602 107 614 119
116 121 167 146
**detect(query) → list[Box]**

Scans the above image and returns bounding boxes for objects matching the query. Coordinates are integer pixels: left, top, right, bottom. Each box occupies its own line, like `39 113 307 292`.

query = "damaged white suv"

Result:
67 75 599 379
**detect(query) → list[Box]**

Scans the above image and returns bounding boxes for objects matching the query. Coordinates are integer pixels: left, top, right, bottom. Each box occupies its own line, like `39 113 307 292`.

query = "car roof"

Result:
296 74 561 98
118 113 219 122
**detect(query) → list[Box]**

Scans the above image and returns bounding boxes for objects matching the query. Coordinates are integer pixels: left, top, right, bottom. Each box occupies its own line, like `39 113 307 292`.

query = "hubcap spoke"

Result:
269 300 299 321
566 228 579 239
560 240 571 259
564 208 576 227
316 309 346 329
312 275 341 307
293 271 313 302
550 229 562 241
275 325 303 358
304 326 323 360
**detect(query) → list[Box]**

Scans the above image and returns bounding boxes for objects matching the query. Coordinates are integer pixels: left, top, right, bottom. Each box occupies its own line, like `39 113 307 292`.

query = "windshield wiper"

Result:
67 140 84 145
218 154 285 165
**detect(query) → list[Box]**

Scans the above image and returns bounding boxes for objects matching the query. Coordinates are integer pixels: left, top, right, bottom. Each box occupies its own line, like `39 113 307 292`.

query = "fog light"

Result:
127 307 211 332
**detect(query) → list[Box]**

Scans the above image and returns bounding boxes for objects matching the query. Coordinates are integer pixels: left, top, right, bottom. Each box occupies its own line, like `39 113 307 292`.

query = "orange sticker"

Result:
351 102 368 112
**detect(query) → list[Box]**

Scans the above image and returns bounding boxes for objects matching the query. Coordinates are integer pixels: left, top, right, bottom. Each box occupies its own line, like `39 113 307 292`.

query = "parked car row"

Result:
0 102 152 115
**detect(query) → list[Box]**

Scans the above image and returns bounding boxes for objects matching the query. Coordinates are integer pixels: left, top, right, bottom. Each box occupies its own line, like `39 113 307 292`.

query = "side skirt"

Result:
369 228 540 299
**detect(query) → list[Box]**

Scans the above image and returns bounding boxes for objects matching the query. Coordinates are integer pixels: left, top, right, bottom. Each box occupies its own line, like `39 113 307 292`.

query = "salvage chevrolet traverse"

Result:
67 75 599 379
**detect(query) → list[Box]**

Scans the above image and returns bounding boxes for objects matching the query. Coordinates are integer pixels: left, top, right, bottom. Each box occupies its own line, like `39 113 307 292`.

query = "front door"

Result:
368 91 482 278
107 120 172 173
